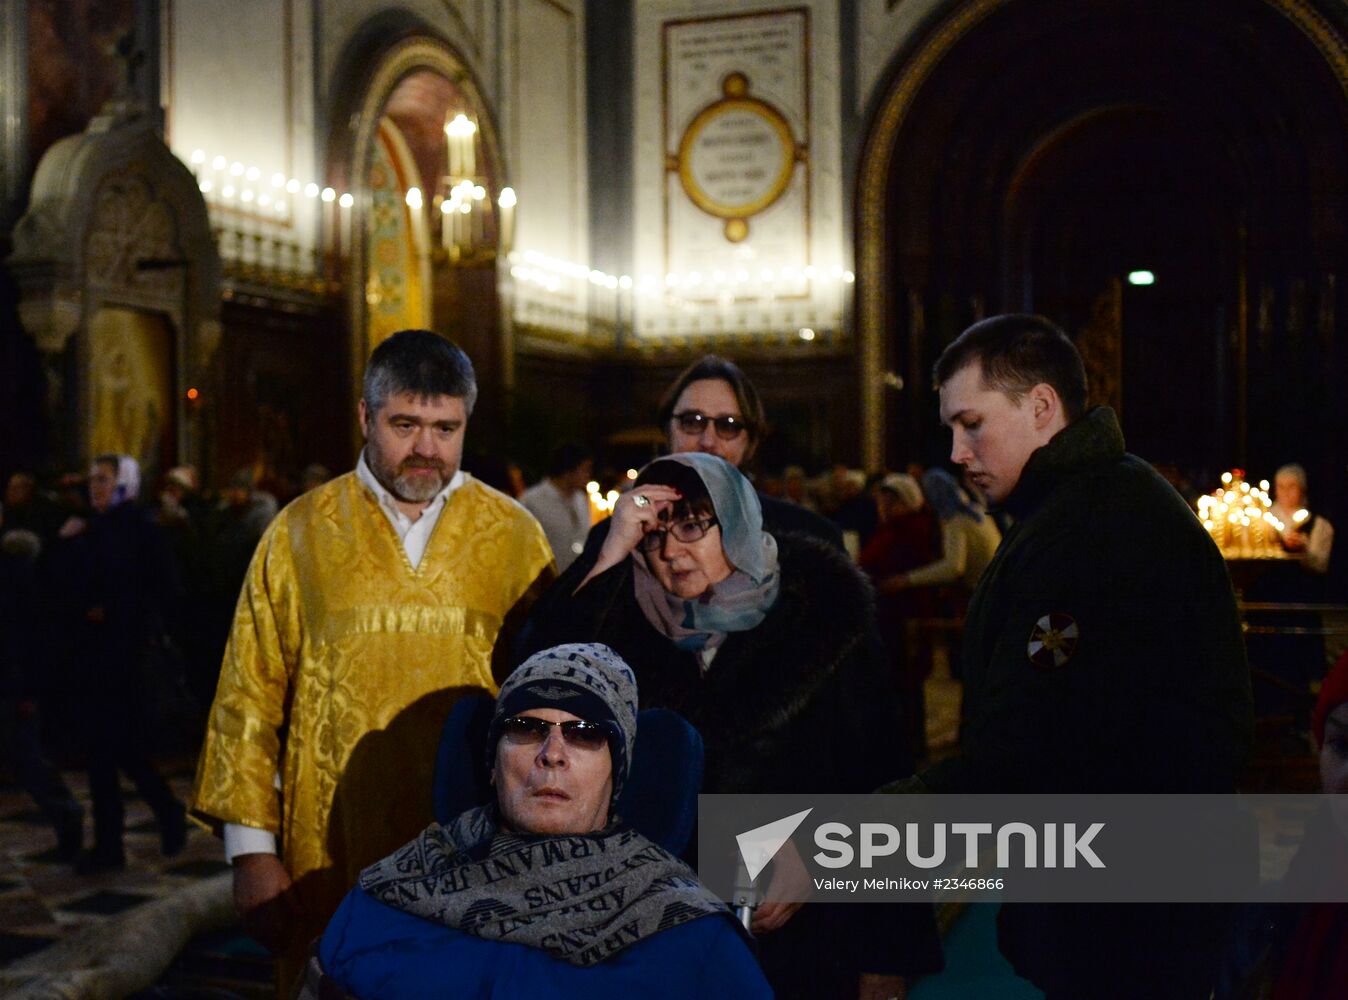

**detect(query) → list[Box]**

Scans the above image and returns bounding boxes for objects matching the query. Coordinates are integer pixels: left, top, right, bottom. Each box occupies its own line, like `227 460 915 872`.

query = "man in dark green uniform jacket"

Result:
883 314 1252 998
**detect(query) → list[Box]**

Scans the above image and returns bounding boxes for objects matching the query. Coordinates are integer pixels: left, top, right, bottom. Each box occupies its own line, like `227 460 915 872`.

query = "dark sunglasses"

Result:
500 715 610 751
638 516 719 552
672 410 748 440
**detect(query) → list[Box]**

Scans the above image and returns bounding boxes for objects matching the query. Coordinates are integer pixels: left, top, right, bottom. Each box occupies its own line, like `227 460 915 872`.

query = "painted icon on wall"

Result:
88 306 174 476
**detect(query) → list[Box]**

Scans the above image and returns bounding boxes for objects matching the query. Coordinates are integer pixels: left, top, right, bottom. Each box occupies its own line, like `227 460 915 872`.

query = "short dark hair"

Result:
933 314 1089 422
363 329 478 416
546 442 593 478
657 355 767 444
634 459 716 521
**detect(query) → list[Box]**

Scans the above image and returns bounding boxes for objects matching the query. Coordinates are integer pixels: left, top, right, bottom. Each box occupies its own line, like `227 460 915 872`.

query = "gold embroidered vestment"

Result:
190 472 554 927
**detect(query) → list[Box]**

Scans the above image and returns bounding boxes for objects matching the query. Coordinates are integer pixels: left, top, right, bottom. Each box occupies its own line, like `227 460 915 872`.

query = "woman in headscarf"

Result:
522 452 943 999
878 467 1001 598
876 468 1001 692
859 473 942 762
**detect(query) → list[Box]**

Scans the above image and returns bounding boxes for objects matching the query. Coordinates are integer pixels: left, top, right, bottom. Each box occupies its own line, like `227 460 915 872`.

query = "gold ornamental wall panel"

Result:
662 8 811 295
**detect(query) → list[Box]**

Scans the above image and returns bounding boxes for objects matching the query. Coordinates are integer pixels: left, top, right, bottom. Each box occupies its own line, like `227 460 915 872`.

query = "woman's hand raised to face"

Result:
577 484 683 591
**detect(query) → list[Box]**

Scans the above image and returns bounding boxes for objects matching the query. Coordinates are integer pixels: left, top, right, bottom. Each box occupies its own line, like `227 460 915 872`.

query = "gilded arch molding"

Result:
855 0 1348 470
341 35 505 415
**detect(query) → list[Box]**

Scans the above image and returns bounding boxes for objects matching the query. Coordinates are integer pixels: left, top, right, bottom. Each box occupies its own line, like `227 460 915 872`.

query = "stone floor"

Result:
1 660 1309 997
0 758 273 998
0 668 962 996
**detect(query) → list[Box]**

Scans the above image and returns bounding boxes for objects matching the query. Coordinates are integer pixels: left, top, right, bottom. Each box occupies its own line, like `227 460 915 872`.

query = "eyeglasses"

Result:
638 517 719 552
672 410 748 440
500 716 611 751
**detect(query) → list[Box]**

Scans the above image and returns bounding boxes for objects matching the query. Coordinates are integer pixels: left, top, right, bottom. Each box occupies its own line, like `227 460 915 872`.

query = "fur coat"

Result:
519 531 943 996
520 530 904 797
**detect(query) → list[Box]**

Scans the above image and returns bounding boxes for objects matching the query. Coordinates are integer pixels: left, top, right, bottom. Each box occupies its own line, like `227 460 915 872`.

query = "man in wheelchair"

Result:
307 643 772 998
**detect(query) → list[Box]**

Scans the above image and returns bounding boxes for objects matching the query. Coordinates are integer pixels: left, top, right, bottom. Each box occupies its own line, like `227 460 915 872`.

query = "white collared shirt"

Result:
355 450 464 569
223 453 466 862
520 478 591 572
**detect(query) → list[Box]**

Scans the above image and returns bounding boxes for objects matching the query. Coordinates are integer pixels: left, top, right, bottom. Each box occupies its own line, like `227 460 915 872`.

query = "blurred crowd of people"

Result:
1 393 1331 859
4 329 1345 1000
0 459 330 871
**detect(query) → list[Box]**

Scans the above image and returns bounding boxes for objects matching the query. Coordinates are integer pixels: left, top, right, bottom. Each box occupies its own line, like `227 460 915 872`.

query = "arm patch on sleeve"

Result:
1027 613 1079 670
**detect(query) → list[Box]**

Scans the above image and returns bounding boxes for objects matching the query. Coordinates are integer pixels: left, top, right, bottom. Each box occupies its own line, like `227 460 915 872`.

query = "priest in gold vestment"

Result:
191 332 555 992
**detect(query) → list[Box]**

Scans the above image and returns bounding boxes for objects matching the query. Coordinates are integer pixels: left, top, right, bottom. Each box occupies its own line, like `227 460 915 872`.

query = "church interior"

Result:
3 0 1348 996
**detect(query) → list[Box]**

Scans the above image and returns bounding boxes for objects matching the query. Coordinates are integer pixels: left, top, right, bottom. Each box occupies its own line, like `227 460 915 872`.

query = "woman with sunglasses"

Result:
522 453 943 1000
546 358 842 609
521 356 846 678
656 355 843 548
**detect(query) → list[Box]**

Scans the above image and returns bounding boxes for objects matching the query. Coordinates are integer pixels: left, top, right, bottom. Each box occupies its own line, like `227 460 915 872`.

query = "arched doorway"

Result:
858 0 1348 496
337 37 506 433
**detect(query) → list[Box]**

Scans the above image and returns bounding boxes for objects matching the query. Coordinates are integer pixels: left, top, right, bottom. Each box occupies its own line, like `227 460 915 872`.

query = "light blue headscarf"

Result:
630 453 780 660
921 468 984 523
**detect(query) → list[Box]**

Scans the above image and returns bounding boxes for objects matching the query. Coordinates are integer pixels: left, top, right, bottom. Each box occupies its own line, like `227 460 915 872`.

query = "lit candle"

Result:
498 187 516 253
321 187 337 258
446 114 463 179
339 192 354 260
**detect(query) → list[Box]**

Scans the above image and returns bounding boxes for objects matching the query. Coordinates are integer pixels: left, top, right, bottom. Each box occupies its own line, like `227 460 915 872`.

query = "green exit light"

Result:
1128 270 1156 286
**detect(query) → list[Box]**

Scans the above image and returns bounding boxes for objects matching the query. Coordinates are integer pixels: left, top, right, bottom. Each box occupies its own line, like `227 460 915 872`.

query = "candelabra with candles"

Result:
1196 470 1289 558
431 112 514 265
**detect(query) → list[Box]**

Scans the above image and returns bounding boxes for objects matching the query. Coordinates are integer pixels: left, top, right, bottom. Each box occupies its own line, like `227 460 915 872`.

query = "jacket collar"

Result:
1001 406 1126 520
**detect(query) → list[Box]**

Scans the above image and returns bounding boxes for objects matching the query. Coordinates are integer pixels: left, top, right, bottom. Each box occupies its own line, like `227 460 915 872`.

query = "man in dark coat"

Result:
882 314 1253 999
48 455 187 872
0 515 84 858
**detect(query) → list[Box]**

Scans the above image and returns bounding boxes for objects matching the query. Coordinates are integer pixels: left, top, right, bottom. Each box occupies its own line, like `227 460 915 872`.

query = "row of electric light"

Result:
402 183 507 215
189 149 355 214
444 180 486 213
505 250 856 296
188 146 847 311
651 264 855 290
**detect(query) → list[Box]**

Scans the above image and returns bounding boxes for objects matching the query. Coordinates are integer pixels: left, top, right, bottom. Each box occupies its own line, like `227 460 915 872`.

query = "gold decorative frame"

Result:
661 7 812 288
854 0 1348 470
674 72 801 242
342 36 504 426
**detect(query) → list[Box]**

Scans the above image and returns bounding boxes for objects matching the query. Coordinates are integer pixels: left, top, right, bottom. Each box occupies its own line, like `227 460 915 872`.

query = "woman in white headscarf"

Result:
879 468 1001 597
